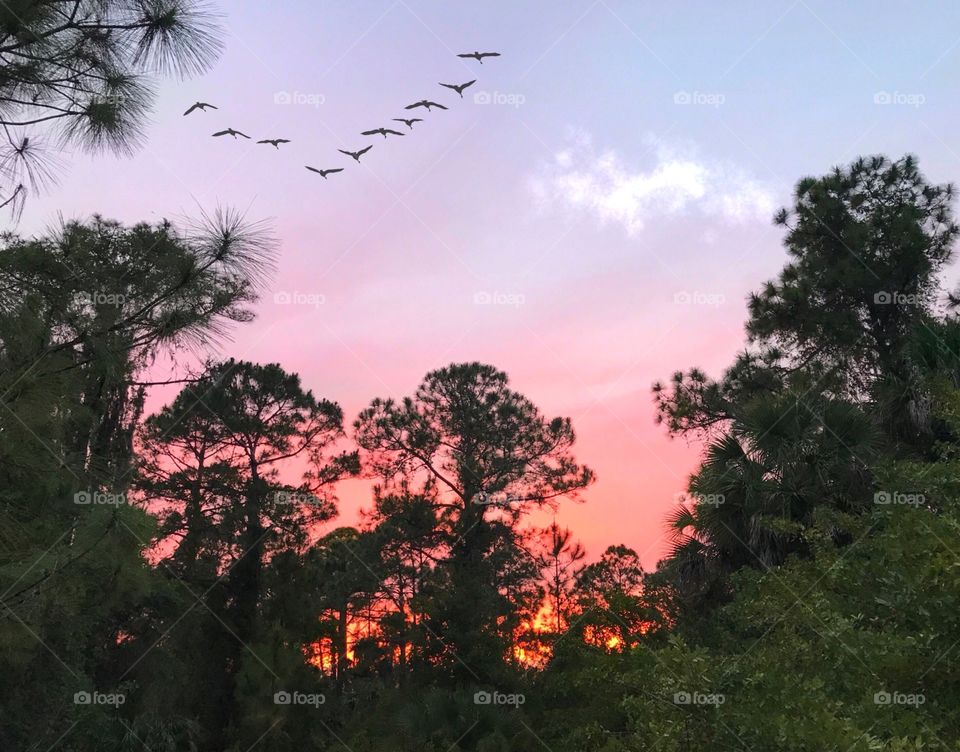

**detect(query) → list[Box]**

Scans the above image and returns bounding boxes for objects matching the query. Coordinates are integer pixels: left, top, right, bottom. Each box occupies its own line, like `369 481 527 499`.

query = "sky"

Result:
17 0 960 567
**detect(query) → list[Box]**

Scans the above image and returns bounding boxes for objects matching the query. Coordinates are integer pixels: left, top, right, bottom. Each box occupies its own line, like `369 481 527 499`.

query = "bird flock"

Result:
183 50 501 180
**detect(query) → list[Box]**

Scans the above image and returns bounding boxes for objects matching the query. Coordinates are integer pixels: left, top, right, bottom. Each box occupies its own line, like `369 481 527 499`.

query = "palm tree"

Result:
665 391 876 595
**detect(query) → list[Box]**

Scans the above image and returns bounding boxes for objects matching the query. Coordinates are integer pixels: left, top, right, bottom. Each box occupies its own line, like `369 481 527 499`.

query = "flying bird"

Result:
338 145 373 162
183 101 217 116
305 166 344 179
361 127 405 139
439 80 476 97
405 100 448 111
457 51 501 63
257 138 291 148
212 128 250 139
393 118 423 130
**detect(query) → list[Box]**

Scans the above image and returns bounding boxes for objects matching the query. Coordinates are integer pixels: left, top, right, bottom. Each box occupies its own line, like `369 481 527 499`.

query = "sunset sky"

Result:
18 0 960 566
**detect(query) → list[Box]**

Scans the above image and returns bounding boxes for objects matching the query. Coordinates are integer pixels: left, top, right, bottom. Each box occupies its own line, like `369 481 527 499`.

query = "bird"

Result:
361 127 405 139
183 101 217 116
393 118 423 130
457 51 501 63
338 145 373 162
257 138 291 148
439 80 476 97
212 128 250 139
405 100 448 111
305 166 344 179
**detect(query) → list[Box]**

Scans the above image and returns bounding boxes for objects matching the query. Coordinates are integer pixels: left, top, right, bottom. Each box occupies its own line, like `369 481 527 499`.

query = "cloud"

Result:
530 131 776 236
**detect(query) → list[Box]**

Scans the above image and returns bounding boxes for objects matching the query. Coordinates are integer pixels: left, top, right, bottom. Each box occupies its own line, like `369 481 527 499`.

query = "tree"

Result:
537 522 585 633
135 359 359 743
355 362 594 678
0 0 223 217
655 155 958 448
571 545 650 649
0 211 273 751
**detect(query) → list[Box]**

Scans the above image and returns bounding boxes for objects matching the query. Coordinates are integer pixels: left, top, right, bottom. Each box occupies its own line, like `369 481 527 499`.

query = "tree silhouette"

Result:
0 0 223 217
355 362 594 678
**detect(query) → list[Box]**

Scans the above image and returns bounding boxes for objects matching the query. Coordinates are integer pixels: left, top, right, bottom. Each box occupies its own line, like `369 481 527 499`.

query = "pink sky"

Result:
18 1 960 567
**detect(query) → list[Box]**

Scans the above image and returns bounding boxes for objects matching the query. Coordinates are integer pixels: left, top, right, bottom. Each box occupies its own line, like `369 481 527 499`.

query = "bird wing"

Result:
357 145 373 156
461 79 477 88
479 52 501 58
305 166 321 173
212 130 230 137
337 149 354 157
326 168 344 174
236 131 251 138
277 139 290 144
202 103 218 110
384 129 404 136
439 83 458 91
257 139 272 144
183 103 199 116
361 129 380 136
427 102 448 109
405 102 423 109
457 53 476 58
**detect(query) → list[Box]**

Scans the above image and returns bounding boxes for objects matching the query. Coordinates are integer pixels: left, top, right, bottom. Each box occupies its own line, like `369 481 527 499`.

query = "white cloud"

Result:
530 131 776 236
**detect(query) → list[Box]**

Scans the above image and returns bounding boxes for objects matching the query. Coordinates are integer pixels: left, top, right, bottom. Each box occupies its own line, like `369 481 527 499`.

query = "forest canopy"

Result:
2 155 960 751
